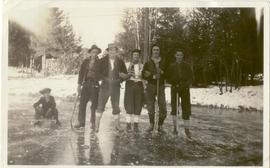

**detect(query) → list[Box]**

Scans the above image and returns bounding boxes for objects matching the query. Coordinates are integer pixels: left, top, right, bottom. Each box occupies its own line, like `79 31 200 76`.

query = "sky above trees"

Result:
7 0 263 51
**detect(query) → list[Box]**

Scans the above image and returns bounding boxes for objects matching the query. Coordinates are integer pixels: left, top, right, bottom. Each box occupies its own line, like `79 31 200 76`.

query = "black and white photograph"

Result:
1 0 269 167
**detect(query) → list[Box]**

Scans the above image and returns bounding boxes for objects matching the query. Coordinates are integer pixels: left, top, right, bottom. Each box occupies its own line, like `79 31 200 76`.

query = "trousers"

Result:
171 85 191 120
145 83 167 125
96 81 121 115
78 81 99 126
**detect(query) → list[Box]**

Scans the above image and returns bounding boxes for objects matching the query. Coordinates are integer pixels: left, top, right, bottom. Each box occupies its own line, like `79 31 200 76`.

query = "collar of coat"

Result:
151 56 161 64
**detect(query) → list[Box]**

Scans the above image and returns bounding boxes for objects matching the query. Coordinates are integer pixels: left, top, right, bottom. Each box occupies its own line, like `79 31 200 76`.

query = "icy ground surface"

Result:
8 95 262 166
7 68 263 165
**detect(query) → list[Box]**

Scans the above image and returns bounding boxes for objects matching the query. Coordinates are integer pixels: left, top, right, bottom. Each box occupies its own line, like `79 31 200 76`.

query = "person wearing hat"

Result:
166 49 193 138
33 88 61 126
95 43 130 132
142 44 167 133
124 49 144 132
75 44 102 129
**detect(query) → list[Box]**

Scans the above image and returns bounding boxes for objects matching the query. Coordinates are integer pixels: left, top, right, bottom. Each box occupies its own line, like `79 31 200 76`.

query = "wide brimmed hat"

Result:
107 43 118 51
88 45 102 54
39 88 51 94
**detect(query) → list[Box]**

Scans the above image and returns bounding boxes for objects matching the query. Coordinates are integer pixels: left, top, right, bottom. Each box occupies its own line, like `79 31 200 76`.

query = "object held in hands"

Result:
144 70 151 77
77 85 82 96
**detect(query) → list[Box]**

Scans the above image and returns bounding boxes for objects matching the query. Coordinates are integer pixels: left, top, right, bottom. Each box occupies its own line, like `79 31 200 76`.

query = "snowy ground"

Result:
8 67 263 111
7 67 263 165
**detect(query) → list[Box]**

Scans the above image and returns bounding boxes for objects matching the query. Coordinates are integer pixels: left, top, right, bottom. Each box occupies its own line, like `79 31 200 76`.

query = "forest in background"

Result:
115 8 264 92
8 8 264 93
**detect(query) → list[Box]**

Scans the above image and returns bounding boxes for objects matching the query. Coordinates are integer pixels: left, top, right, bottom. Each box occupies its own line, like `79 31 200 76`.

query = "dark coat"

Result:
77 57 99 85
142 58 167 85
33 96 56 112
166 61 194 87
96 55 128 83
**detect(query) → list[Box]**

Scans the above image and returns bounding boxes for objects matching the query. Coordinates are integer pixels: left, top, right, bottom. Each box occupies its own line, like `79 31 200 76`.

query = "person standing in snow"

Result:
142 44 167 133
124 49 144 132
33 88 61 126
95 43 130 132
166 49 193 138
75 45 101 130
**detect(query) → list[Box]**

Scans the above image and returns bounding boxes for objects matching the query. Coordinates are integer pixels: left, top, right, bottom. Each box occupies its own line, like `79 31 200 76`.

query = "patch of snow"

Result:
8 67 263 111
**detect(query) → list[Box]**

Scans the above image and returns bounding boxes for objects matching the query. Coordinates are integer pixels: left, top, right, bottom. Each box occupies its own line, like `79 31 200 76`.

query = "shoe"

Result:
173 127 178 135
146 124 154 132
126 123 132 132
185 128 192 139
90 122 95 130
74 124 84 129
95 117 101 133
115 126 123 132
34 121 41 126
56 120 61 126
134 123 139 132
158 125 166 133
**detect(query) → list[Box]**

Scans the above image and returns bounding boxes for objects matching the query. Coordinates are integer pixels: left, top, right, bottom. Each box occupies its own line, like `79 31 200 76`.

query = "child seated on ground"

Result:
33 88 61 126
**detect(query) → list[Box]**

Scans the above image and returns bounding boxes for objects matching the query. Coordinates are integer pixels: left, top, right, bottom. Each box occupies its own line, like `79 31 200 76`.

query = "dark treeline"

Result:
8 8 263 91
8 8 82 74
115 8 264 92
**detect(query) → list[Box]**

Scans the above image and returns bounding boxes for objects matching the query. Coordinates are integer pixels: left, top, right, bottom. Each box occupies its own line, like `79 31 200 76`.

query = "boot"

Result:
95 113 102 133
90 121 95 130
146 123 154 132
185 128 191 139
114 114 122 131
74 124 84 129
184 120 191 139
90 110 96 130
56 120 61 126
33 120 41 127
134 123 139 132
158 125 166 133
172 115 178 135
126 123 132 132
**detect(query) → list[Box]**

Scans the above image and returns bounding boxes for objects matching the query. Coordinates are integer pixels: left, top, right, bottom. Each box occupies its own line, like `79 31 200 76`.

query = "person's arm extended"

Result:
119 60 131 81
33 98 42 108
142 62 154 80
78 60 86 85
77 60 87 95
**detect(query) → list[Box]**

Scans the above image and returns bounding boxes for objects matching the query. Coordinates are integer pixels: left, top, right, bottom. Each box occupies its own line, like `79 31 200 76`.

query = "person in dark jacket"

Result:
142 45 167 132
95 43 130 132
124 49 144 132
33 88 61 126
166 50 193 138
75 45 101 130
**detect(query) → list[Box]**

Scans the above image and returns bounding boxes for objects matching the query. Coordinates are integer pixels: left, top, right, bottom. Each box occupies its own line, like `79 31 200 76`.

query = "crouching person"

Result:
124 49 144 132
166 50 193 138
33 88 61 126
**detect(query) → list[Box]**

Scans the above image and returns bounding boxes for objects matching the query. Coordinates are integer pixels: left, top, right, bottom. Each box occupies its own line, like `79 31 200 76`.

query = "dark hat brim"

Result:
39 88 51 94
88 45 102 54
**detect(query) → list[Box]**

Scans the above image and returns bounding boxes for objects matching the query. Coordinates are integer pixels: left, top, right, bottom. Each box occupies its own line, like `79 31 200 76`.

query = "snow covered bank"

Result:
165 85 263 111
8 67 263 111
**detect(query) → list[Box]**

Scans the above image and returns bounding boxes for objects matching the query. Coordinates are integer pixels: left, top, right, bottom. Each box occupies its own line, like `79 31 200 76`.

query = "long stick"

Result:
176 91 179 130
70 95 79 130
174 90 179 165
153 78 160 133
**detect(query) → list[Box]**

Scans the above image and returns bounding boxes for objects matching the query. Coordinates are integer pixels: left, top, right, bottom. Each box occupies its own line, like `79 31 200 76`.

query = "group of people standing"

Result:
74 43 193 138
